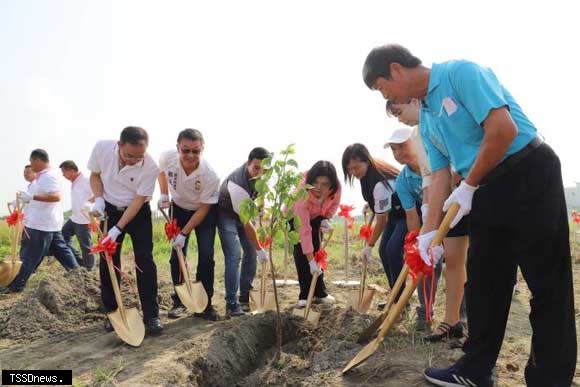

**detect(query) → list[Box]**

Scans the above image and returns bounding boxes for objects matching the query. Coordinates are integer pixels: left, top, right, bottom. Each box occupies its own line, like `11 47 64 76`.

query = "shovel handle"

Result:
304 271 319 319
176 247 193 295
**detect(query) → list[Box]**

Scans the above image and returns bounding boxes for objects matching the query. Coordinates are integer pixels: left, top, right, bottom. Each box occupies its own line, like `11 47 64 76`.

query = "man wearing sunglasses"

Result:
158 128 221 321
88 126 163 336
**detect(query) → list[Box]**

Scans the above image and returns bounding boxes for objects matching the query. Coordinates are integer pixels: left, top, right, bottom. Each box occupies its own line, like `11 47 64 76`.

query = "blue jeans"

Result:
378 216 442 320
169 204 217 307
9 227 79 291
217 212 256 306
62 219 95 270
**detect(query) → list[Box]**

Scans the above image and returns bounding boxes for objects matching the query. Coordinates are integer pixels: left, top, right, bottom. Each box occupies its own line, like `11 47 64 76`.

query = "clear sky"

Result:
1 0 579 215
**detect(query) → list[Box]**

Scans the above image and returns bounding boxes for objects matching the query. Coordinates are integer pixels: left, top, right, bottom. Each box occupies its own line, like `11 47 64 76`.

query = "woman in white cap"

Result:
387 100 469 342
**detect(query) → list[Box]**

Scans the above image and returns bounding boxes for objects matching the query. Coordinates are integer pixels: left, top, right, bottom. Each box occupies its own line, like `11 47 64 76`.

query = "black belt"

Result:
480 136 543 185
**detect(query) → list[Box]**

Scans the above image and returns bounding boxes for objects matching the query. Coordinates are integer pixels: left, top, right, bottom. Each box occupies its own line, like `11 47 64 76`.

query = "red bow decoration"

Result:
574 214 580 224
314 248 328 271
404 230 436 322
259 236 272 250
90 237 118 257
164 219 181 241
338 204 355 230
359 224 374 243
6 209 24 227
572 211 577 218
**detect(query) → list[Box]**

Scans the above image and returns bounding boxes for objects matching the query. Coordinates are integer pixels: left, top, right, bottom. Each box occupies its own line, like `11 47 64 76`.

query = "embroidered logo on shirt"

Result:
442 97 458 116
378 197 389 210
194 180 201 192
168 171 178 190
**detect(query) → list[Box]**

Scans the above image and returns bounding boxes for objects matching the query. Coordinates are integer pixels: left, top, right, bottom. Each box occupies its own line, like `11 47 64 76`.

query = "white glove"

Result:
18 191 33 203
361 245 373 263
158 194 171 209
309 259 322 275
8 200 17 208
443 181 478 228
320 219 333 233
257 249 269 263
102 225 122 244
417 230 444 267
421 203 429 224
172 232 187 248
92 197 106 219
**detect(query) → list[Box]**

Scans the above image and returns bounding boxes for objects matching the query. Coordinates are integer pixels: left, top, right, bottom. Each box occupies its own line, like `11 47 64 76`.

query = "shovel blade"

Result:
176 281 208 314
307 310 321 327
107 307 145 347
347 288 376 313
0 259 21 287
342 339 381 374
249 290 276 313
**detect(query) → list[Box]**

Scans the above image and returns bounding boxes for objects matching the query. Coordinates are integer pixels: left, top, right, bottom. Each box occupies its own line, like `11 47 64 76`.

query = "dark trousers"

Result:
9 228 79 291
292 216 328 300
169 203 217 307
458 143 576 386
62 219 95 270
100 202 159 320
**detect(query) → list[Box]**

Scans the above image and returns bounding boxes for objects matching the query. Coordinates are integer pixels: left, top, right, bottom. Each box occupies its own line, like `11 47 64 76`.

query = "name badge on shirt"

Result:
168 171 178 190
194 180 202 192
441 97 458 116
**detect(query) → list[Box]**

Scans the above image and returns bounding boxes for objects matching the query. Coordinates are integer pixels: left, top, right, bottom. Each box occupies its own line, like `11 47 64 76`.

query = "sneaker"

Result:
144 317 164 336
226 303 245 318
415 317 432 332
314 294 335 305
296 299 307 308
194 305 220 321
240 302 250 313
424 322 464 343
168 305 187 319
424 365 493 387
377 300 387 311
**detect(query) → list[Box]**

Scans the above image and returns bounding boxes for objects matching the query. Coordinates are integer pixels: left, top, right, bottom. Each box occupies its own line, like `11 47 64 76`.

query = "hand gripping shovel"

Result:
96 218 145 347
159 208 208 314
347 214 376 313
292 229 334 327
0 196 25 286
342 203 459 374
250 262 276 313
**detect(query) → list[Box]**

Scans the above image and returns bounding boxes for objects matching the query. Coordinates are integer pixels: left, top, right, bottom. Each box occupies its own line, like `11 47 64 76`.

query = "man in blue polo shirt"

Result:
363 44 576 387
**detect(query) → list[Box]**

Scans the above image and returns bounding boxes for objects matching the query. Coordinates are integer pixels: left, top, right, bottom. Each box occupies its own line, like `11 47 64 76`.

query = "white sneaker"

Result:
296 299 307 308
315 294 335 305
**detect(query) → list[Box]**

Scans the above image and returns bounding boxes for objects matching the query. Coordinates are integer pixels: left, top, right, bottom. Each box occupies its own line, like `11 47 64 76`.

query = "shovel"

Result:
97 217 145 347
342 203 459 374
292 229 334 327
0 197 24 286
250 262 277 313
159 208 208 314
347 214 376 312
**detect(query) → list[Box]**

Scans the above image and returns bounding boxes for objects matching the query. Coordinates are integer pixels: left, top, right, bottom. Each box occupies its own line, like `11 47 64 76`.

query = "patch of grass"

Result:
92 357 125 387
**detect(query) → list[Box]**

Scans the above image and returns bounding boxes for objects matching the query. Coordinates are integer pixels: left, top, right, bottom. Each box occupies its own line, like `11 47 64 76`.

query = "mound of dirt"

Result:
1 268 103 341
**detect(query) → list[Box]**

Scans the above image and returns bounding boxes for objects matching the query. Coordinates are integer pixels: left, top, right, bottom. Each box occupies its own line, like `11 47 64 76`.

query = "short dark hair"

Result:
30 149 49 163
24 165 32 169
59 160 79 172
177 128 204 144
248 147 270 162
120 126 148 145
362 44 422 89
305 160 339 197
385 100 400 117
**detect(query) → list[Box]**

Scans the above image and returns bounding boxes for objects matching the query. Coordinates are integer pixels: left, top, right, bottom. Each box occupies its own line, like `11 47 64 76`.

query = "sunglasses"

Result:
180 148 202 155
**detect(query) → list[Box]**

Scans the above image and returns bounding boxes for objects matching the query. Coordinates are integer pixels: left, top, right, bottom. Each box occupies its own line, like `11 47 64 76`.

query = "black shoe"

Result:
194 305 220 321
144 317 163 336
415 318 432 332
104 319 114 332
377 300 387 311
226 303 245 318
424 322 464 342
168 305 187 319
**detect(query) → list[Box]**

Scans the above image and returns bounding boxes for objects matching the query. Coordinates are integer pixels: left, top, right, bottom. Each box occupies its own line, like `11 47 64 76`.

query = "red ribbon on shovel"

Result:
359 224 374 243
404 230 436 322
6 209 24 227
164 219 181 241
314 248 328 271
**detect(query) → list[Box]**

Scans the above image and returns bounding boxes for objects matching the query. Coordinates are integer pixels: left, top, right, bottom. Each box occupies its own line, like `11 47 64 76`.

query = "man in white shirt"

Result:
88 126 163 335
6 149 79 293
59 160 95 270
158 129 221 320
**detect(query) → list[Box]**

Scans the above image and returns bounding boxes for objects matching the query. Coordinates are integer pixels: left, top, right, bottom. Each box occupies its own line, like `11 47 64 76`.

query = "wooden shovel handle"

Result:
304 271 319 319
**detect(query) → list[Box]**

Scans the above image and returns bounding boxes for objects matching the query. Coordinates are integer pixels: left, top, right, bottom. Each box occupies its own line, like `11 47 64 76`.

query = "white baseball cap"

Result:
384 127 413 149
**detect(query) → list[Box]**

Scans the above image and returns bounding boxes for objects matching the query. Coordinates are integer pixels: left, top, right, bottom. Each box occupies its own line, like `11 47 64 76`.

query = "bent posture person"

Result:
88 126 163 335
158 129 221 321
60 160 95 270
363 44 576 387
7 149 78 292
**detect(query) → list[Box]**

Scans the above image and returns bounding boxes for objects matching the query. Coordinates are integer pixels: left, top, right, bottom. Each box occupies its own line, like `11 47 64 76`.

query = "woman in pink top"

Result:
291 161 341 307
